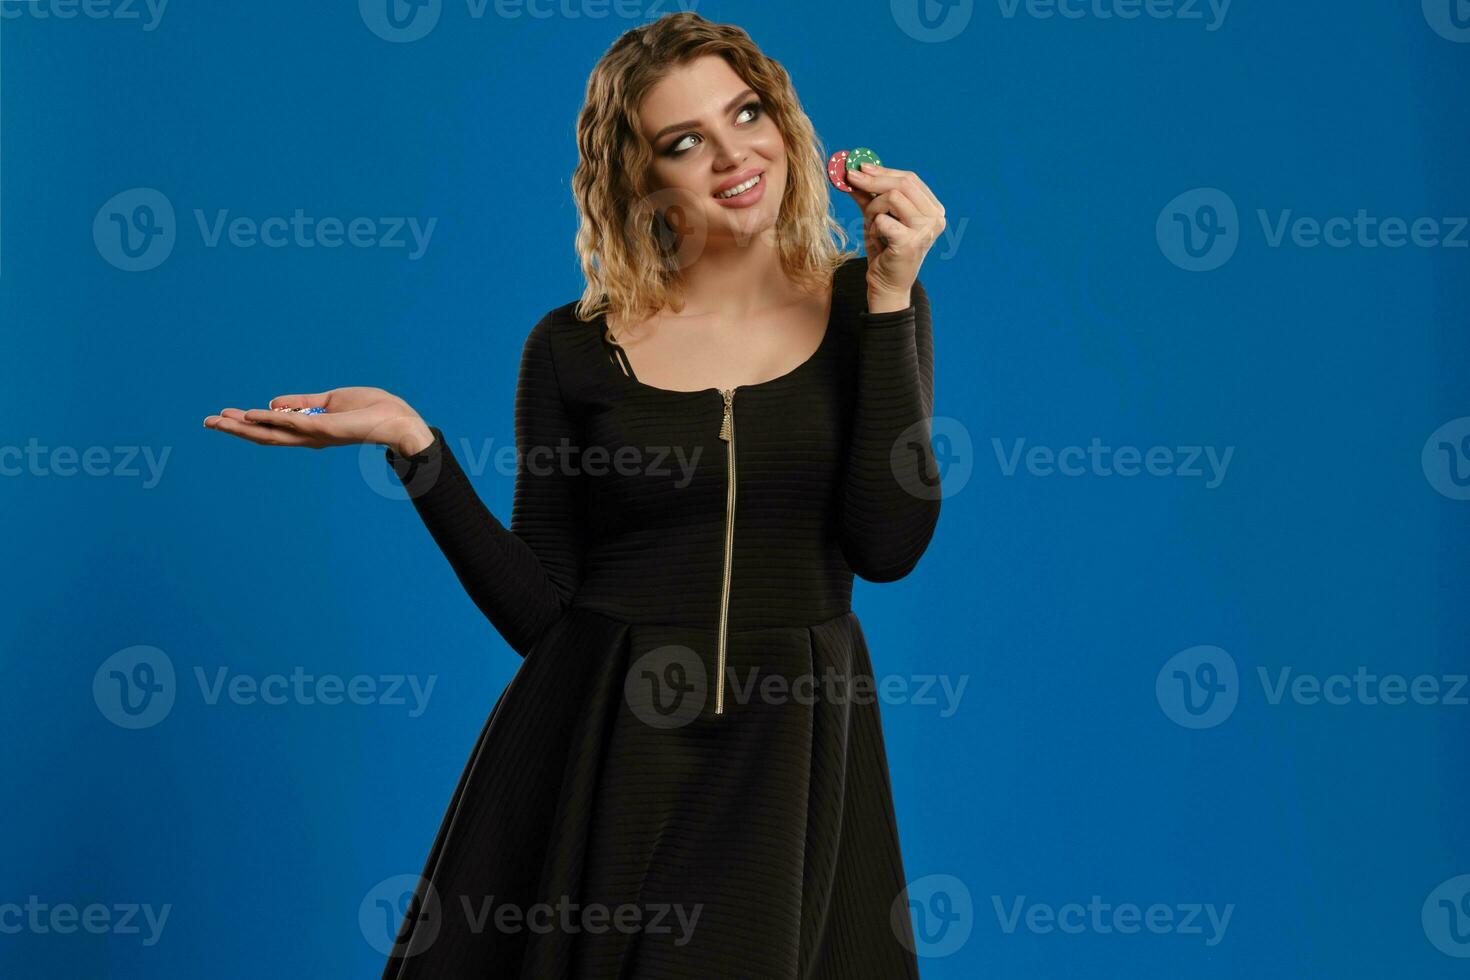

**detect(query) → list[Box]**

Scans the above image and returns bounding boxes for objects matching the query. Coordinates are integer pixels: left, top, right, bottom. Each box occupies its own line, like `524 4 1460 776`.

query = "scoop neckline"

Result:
598 281 837 397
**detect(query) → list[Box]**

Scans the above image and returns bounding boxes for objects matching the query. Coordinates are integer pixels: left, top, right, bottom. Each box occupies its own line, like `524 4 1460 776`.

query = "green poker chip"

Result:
846 146 881 173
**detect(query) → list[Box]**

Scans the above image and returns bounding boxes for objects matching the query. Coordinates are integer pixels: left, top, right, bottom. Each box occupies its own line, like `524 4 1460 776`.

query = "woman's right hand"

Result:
203 386 434 456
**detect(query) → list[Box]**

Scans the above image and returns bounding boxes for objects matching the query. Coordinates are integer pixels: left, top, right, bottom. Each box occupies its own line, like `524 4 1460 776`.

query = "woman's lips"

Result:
712 172 766 209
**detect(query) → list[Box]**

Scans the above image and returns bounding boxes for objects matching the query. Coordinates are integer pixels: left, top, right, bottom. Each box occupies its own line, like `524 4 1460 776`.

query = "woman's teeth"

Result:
716 174 762 199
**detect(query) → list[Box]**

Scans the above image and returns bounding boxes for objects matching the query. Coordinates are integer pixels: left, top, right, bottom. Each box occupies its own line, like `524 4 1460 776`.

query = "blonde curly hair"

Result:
571 11 856 328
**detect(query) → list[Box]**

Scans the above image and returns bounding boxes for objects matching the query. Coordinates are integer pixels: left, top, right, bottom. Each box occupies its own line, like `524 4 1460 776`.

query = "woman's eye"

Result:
666 102 763 157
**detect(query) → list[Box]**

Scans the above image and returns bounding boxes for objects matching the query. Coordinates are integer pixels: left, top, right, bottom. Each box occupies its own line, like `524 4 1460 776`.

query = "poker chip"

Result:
273 406 327 415
826 149 851 192
827 146 882 193
846 146 881 174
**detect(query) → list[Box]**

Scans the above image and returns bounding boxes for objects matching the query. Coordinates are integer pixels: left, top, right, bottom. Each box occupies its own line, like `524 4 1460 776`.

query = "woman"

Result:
204 12 946 978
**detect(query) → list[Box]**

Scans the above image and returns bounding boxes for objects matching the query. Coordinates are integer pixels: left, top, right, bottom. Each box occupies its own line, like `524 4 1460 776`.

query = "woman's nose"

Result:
707 133 747 170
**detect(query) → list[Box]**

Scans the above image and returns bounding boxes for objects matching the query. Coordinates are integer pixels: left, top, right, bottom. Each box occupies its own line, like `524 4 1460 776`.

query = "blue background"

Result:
3 0 1468 976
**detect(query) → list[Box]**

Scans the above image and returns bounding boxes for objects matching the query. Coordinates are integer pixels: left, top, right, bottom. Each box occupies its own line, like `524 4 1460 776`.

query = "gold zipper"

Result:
715 386 737 715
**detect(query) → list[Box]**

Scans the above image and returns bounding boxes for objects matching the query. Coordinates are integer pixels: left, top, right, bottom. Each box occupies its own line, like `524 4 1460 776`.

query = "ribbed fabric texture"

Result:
380 255 939 979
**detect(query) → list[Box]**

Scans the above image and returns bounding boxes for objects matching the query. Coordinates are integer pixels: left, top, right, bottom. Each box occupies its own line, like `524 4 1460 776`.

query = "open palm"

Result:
203 386 426 451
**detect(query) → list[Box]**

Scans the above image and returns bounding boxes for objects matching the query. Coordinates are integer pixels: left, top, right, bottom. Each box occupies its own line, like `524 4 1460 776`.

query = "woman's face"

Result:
638 54 787 248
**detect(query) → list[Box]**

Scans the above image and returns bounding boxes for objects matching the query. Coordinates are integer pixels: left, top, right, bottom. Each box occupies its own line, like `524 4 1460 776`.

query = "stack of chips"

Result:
826 146 881 193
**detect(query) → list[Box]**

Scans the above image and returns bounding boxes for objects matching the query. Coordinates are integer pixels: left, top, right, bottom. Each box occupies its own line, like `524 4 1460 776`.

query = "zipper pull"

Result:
718 387 734 441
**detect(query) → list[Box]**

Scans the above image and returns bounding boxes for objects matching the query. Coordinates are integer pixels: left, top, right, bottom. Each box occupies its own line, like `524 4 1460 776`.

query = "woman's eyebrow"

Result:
651 88 757 143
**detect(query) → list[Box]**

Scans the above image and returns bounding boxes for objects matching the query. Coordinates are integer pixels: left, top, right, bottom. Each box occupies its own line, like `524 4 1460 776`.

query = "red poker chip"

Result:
826 149 852 192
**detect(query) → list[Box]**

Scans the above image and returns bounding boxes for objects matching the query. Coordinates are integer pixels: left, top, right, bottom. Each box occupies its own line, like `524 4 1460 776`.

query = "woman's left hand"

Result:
846 162 946 312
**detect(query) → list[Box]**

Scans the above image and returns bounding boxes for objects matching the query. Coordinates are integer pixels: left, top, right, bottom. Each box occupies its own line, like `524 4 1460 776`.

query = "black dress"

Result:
379 255 940 979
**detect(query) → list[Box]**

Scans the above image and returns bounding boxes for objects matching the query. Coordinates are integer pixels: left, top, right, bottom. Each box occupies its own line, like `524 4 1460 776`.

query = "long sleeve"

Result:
384 314 585 656
838 276 941 582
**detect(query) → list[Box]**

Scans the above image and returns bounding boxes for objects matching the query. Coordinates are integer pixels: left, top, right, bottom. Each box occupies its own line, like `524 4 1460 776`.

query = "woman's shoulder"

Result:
510 299 620 398
524 298 608 351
